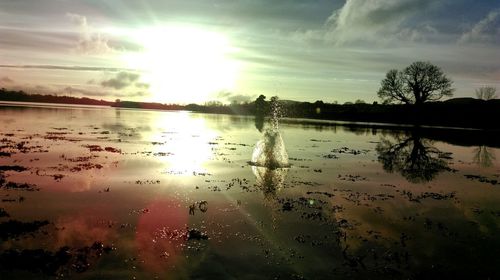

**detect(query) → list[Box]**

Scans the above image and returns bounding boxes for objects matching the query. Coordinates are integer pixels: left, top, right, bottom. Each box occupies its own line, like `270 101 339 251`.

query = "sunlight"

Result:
125 26 240 104
151 111 217 175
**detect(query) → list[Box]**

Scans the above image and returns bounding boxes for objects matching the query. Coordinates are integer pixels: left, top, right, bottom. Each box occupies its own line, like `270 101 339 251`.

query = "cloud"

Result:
396 23 439 42
295 0 437 45
100 71 141 90
62 86 148 99
0 76 14 84
332 0 435 42
3 83 57 95
66 13 112 54
62 86 105 97
0 64 133 72
216 91 255 104
135 82 150 89
0 28 74 52
458 9 500 44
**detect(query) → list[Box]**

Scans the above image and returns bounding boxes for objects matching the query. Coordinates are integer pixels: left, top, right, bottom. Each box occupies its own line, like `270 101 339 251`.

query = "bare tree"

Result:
378 61 454 105
475 86 497 100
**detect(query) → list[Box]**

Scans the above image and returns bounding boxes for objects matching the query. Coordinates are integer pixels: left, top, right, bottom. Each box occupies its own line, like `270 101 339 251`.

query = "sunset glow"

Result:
124 26 240 104
1 1 499 104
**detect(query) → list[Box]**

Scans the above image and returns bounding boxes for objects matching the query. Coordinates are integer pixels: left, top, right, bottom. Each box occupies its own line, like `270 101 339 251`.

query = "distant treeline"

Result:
282 98 500 129
1 88 499 129
0 88 113 106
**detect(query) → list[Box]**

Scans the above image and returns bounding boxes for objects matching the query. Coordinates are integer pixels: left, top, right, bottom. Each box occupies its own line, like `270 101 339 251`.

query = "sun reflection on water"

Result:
151 111 217 176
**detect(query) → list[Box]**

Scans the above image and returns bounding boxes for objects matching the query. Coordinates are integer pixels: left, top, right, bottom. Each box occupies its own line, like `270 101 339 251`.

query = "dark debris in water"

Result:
0 241 114 276
1 178 39 191
464 174 499 185
331 147 370 155
399 190 457 203
104 146 121 153
0 219 49 241
310 139 332 142
0 208 9 218
189 200 208 215
187 229 209 240
0 165 28 172
322 153 338 159
82 144 103 152
338 174 368 182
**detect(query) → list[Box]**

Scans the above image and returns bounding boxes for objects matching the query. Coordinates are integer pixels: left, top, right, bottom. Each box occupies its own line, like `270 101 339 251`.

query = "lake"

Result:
1 102 499 279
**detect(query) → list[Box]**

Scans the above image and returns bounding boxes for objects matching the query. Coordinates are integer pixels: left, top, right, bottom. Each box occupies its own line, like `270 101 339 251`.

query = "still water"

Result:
0 103 499 279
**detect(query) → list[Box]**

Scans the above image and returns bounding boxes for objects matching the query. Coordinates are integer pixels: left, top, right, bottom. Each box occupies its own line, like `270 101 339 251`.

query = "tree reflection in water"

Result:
376 129 452 183
473 146 496 168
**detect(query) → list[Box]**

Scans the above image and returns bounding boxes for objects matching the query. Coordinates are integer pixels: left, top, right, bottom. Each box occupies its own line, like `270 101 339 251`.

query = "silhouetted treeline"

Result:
185 103 254 115
282 99 500 129
112 100 184 110
2 88 500 129
0 88 112 106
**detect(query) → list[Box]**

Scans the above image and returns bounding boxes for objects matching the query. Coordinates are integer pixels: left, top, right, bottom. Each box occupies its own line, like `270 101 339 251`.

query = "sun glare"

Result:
125 26 240 104
149 111 217 175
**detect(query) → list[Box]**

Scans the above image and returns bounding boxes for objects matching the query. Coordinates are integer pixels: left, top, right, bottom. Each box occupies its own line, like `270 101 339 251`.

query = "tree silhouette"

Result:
378 61 454 105
255 95 266 115
254 94 266 132
475 86 497 100
376 129 451 183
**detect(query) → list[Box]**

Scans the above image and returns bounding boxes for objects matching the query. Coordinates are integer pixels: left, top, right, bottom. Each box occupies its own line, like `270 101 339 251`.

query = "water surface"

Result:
0 103 499 279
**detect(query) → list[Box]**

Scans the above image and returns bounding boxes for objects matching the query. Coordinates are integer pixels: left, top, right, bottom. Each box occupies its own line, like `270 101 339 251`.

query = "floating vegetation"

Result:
338 174 368 182
330 147 370 155
82 144 103 152
1 181 39 191
464 174 499 185
0 165 27 172
104 146 121 153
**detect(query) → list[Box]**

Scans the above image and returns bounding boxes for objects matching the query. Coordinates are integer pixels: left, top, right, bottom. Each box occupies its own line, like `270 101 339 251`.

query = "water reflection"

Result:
473 146 496 168
2 104 500 279
376 128 452 183
152 112 217 175
254 115 264 132
251 166 288 200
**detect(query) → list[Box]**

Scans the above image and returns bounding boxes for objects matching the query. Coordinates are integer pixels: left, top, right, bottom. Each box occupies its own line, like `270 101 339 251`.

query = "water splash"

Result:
250 97 290 169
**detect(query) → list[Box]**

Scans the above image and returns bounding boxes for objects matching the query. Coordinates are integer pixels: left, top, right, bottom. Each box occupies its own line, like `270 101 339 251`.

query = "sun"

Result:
125 26 240 104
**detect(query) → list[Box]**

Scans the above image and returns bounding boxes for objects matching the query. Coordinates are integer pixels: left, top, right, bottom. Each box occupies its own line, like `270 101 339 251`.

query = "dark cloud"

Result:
62 86 105 97
217 91 255 104
100 71 140 90
62 86 148 99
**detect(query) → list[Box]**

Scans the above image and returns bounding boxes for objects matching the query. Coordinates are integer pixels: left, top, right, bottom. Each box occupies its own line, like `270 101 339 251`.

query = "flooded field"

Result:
1 102 499 279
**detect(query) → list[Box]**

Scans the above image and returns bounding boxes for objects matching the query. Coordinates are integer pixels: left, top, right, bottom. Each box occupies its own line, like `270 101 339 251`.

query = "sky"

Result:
0 0 499 104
